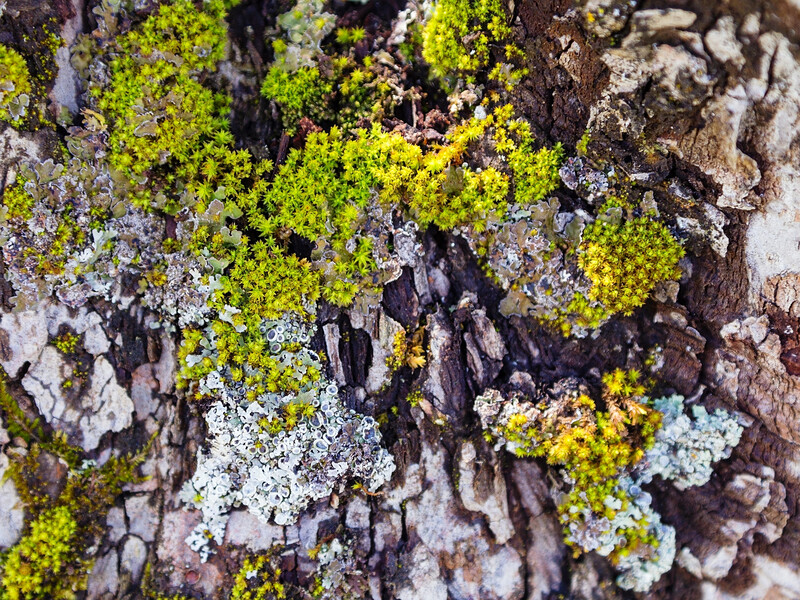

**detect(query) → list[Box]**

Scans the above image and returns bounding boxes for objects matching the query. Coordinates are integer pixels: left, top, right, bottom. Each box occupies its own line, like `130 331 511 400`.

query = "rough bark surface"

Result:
2 0 800 599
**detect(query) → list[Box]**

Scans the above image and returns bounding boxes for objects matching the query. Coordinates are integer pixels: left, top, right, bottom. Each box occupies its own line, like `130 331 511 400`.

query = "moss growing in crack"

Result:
0 431 151 599
336 27 366 46
0 374 151 599
406 389 423 407
52 332 81 354
0 44 31 125
578 216 684 316
386 327 426 373
0 445 151 598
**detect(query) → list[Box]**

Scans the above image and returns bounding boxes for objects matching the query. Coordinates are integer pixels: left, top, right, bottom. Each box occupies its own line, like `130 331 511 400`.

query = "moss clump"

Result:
229 555 286 600
386 328 426 373
406 389 423 407
550 292 610 338
507 136 564 204
262 56 400 135
0 441 151 598
52 331 80 354
0 177 34 221
483 372 662 561
261 66 332 134
0 376 151 600
1 506 83 600
241 104 561 316
422 0 513 79
336 27 366 46
174 241 321 392
0 44 31 125
88 0 231 210
578 217 684 315
408 161 509 231
248 120 514 306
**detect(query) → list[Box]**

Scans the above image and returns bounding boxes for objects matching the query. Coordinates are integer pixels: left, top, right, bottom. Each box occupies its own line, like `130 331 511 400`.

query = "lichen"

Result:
269 0 336 72
638 395 744 490
179 316 395 560
475 373 743 592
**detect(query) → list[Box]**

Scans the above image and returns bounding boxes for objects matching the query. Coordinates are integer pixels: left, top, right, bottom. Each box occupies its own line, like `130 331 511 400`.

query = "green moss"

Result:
336 27 366 46
409 163 509 231
486 104 564 204
551 292 610 337
0 373 41 448
176 244 322 393
261 56 398 135
0 410 151 600
261 400 317 434
230 554 286 600
0 373 78 463
0 372 151 598
406 389 423 408
0 178 34 221
261 66 332 134
247 118 515 309
386 328 426 373
0 505 84 600
90 0 231 210
52 332 80 354
422 0 513 79
487 373 662 561
576 130 591 156
509 140 564 205
0 44 31 126
578 216 684 316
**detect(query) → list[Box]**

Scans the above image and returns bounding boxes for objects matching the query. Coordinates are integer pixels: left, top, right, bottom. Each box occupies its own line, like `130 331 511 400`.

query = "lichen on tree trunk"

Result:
1 0 800 599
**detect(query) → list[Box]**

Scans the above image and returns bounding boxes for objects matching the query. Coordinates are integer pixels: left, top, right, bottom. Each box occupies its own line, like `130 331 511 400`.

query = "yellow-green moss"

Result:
0 375 151 599
230 555 286 600
90 0 231 210
261 56 398 135
336 27 366 46
0 506 83 600
422 0 513 79
386 328 426 373
578 217 684 316
487 374 662 561
0 44 31 125
0 178 33 221
52 332 80 354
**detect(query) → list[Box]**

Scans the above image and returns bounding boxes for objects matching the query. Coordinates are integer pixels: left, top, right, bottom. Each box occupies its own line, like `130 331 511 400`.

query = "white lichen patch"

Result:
180 316 395 561
638 395 744 490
